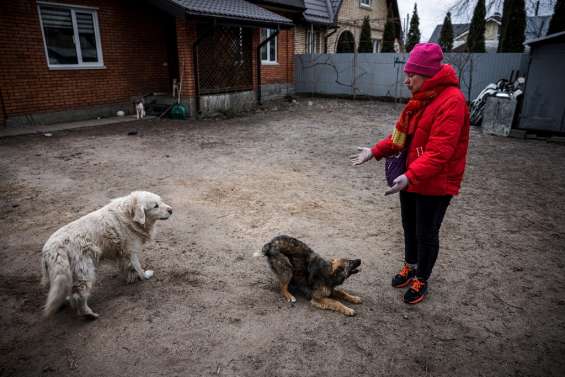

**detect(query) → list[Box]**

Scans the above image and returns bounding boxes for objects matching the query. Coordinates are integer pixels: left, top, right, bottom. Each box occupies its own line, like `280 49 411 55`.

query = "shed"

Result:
519 31 565 132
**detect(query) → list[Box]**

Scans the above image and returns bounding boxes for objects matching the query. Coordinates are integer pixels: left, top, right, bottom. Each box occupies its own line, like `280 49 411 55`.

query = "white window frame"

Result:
372 39 381 53
306 29 321 54
360 0 372 9
38 1 104 70
260 28 278 64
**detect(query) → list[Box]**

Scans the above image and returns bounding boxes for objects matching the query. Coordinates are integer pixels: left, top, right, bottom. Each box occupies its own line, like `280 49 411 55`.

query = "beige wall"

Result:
327 0 388 53
295 25 329 54
295 26 306 54
484 20 500 41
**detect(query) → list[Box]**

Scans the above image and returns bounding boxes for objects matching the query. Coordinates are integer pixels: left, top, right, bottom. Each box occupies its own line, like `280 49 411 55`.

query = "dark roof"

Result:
169 0 293 26
330 0 342 14
525 15 552 41
303 0 334 25
429 15 553 44
525 30 565 45
428 23 470 43
253 0 305 10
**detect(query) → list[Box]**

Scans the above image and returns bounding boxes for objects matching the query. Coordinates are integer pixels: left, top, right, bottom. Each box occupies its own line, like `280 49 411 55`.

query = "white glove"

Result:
350 147 373 166
385 174 409 195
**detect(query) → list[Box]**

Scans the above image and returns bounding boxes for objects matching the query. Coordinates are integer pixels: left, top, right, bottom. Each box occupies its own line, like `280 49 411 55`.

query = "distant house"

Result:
428 13 552 52
294 0 339 54
294 0 401 54
0 0 301 127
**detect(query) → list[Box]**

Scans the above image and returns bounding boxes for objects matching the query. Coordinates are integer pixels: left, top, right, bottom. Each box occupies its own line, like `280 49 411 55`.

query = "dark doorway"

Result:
336 30 355 53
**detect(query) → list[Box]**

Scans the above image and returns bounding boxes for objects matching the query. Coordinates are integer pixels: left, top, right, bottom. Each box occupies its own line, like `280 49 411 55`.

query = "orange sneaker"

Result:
391 263 416 288
403 278 428 304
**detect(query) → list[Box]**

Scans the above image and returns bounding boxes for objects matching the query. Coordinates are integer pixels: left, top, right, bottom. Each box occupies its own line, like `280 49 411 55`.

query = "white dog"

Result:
135 100 146 120
41 191 172 319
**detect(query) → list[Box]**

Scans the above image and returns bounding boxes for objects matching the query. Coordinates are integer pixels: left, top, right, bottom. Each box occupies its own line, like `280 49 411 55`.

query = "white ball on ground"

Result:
143 270 154 279
116 110 125 117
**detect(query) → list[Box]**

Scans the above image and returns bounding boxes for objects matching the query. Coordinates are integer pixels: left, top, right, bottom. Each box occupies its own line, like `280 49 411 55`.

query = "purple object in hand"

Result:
384 149 407 187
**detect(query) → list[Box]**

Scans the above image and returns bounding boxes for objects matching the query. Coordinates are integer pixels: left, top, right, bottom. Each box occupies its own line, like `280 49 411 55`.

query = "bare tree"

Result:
449 0 556 18
444 53 474 100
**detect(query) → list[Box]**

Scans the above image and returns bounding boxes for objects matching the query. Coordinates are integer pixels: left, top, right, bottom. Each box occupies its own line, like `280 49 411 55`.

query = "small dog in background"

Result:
135 98 146 120
255 235 362 316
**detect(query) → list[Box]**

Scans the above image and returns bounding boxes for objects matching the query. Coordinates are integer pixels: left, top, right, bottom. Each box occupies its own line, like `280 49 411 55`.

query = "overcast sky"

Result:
397 0 557 42
397 0 457 42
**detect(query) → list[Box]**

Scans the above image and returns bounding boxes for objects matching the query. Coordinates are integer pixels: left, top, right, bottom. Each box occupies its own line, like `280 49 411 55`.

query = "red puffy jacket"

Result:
371 64 470 196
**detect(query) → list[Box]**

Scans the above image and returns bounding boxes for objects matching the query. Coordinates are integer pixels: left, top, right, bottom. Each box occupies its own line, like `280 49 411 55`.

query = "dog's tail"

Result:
44 273 71 317
253 243 271 258
42 248 72 317
40 254 49 288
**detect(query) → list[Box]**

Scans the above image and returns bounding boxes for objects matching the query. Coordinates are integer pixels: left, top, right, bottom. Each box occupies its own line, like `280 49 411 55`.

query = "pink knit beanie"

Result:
404 43 444 77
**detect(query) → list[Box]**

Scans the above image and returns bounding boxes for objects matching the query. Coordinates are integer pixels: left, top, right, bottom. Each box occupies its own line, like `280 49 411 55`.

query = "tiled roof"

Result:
255 0 305 9
330 0 342 14
428 23 470 44
303 0 335 25
169 0 293 26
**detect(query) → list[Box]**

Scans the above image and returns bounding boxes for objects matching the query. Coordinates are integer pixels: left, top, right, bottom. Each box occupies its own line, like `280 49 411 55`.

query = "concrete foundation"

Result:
4 84 294 127
5 102 132 128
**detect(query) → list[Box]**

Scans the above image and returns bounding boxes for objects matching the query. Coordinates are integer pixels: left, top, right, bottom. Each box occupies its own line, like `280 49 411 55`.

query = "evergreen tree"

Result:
466 0 486 52
497 0 512 52
548 0 565 35
405 4 421 52
499 0 526 52
381 6 396 52
438 12 454 52
358 16 373 52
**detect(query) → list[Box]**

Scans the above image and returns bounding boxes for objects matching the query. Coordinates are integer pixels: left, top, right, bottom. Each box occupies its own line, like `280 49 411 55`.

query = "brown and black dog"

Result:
255 235 362 316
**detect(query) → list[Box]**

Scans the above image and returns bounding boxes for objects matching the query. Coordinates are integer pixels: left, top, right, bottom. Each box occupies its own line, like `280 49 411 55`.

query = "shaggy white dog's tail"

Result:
42 255 72 317
44 274 71 317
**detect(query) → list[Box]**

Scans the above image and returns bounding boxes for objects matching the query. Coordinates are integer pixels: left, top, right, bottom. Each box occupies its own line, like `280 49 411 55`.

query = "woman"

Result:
351 43 470 304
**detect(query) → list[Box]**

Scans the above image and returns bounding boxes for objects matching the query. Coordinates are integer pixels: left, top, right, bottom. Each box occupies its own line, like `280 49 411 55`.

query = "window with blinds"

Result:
38 3 103 68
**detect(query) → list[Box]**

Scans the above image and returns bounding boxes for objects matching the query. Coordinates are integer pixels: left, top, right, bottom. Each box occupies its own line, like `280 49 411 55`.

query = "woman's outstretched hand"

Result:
385 174 409 195
350 147 373 166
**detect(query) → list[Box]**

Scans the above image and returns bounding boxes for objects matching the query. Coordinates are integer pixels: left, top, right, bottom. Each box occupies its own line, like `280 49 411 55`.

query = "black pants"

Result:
399 191 452 281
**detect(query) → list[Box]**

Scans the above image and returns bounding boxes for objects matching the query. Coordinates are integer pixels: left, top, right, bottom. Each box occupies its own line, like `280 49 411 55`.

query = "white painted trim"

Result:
37 1 98 10
359 0 372 9
260 28 278 64
48 65 106 70
70 9 83 63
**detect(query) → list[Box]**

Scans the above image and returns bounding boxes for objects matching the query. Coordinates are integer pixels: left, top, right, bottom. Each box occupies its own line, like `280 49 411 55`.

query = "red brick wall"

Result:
260 28 294 86
251 28 295 88
175 16 193 98
0 0 171 122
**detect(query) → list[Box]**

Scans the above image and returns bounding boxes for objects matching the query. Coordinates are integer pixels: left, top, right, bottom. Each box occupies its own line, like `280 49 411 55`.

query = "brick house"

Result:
294 0 400 54
0 0 302 127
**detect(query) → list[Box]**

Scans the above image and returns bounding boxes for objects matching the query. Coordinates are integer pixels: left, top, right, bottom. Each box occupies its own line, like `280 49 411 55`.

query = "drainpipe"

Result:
192 20 215 117
256 27 280 105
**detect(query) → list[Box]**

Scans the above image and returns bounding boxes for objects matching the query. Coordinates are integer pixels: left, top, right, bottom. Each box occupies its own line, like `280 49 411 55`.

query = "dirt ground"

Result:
1 98 564 377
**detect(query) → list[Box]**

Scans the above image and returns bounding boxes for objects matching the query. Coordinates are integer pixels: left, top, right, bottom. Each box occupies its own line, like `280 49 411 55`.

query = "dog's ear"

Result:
131 196 145 225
